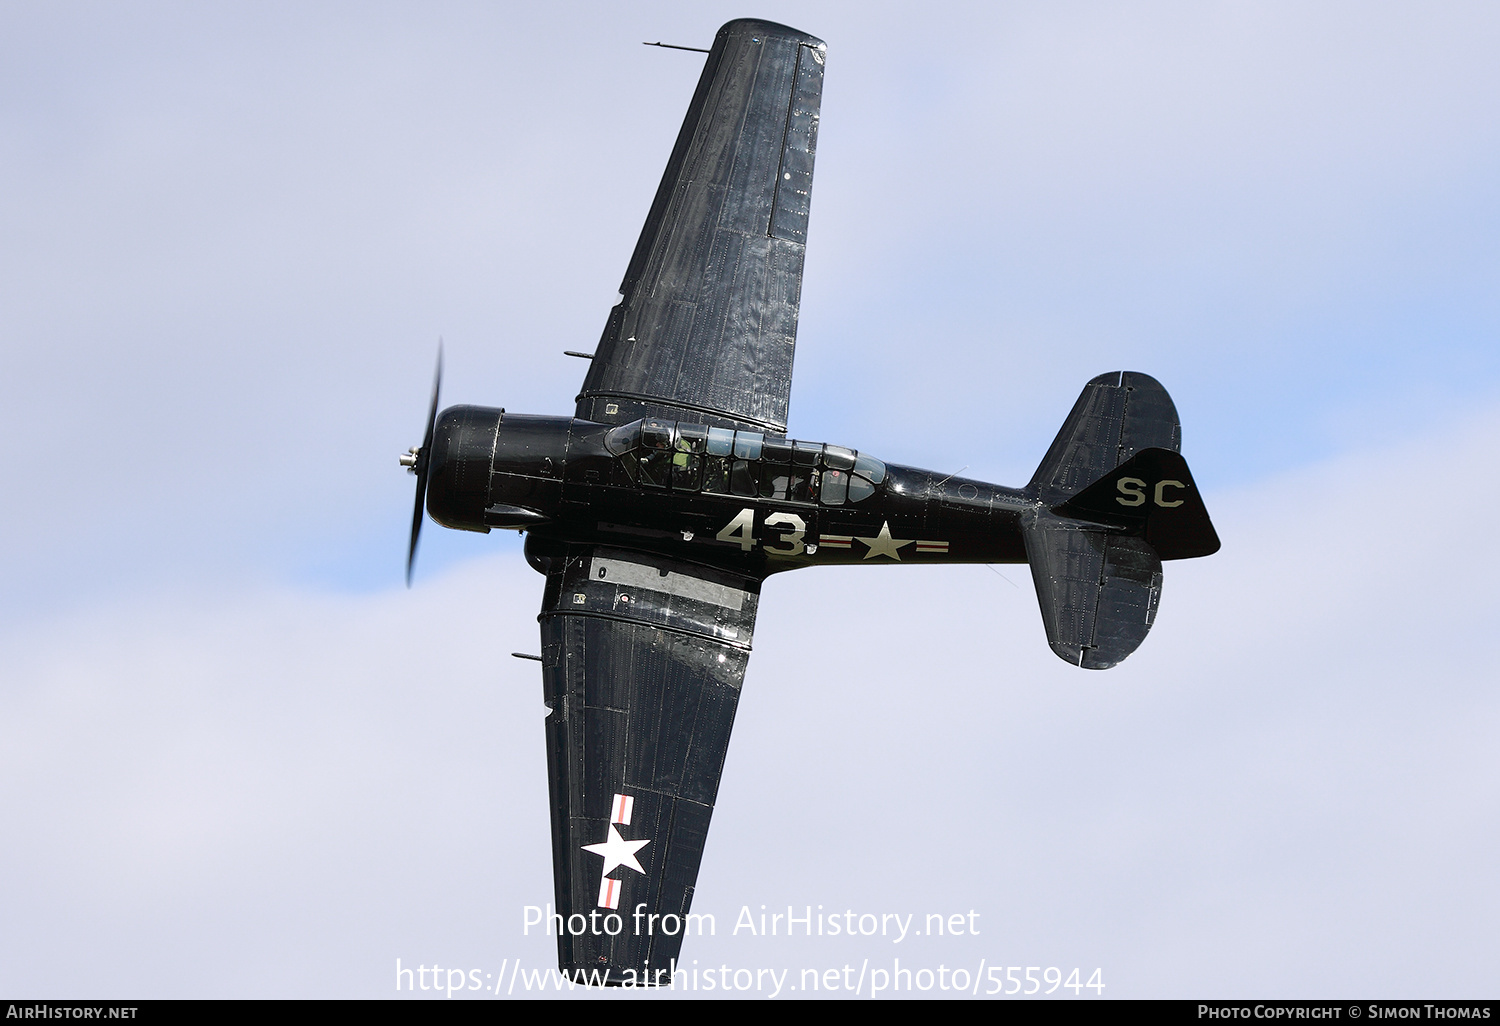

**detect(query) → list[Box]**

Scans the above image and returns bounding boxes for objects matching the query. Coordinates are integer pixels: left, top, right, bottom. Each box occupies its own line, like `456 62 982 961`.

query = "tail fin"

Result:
1054 447 1220 560
1023 372 1218 669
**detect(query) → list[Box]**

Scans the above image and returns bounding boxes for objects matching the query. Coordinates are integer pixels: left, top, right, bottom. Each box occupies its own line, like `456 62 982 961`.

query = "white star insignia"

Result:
856 521 914 560
582 824 651 876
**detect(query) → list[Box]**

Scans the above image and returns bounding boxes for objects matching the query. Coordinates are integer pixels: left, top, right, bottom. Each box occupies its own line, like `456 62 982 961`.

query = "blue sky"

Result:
5 1 1499 608
2 1 1497 999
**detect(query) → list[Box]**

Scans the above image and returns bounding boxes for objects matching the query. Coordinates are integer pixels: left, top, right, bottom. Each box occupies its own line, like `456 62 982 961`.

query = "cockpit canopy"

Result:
604 419 886 505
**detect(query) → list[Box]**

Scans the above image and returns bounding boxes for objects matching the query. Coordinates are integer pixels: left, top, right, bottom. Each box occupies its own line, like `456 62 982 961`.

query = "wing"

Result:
531 541 762 984
576 18 826 433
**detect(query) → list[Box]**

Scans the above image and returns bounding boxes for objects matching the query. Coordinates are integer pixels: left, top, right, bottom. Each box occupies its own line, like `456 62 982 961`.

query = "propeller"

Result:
401 342 443 587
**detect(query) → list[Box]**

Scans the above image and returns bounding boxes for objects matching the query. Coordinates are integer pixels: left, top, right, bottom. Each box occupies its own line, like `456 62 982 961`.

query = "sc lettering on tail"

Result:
1115 477 1186 508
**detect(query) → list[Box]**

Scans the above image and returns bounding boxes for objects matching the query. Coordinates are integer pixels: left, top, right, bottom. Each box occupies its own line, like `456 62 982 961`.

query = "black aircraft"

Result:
400 19 1219 987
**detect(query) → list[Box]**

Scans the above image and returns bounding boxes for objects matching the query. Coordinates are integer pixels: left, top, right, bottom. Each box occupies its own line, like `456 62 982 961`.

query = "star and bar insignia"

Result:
581 792 651 910
817 522 948 560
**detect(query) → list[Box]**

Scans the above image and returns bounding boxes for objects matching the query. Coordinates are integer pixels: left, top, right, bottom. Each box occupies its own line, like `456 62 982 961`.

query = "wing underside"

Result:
534 542 762 983
577 18 826 433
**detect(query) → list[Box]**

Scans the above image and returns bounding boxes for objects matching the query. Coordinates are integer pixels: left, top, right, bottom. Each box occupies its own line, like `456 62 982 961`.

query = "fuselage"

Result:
426 405 1033 577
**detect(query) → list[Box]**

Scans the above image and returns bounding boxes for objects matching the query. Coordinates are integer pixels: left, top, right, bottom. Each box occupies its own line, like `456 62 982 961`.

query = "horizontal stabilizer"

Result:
1023 517 1162 669
1030 371 1181 506
1053 448 1220 560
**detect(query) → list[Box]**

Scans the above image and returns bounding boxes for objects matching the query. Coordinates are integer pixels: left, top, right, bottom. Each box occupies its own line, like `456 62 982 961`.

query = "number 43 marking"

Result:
715 508 806 555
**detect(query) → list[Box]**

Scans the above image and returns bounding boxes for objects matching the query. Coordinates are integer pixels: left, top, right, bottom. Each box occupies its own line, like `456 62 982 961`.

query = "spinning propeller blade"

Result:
404 342 443 586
